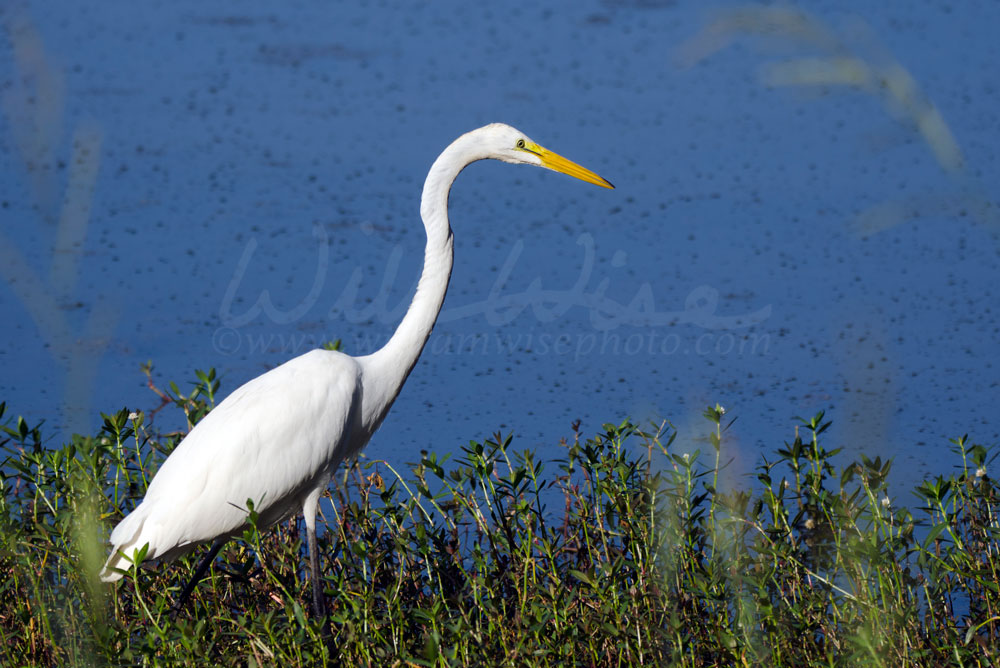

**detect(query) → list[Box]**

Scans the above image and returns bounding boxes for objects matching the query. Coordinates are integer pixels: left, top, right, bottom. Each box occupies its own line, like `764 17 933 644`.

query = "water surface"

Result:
2 1 997 491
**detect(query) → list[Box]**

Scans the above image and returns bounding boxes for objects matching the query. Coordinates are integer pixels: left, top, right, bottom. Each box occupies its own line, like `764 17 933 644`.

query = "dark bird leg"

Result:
303 487 326 617
171 538 225 617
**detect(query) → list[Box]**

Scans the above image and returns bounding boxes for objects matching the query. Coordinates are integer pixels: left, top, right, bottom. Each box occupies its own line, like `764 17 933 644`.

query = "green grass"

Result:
1 368 998 666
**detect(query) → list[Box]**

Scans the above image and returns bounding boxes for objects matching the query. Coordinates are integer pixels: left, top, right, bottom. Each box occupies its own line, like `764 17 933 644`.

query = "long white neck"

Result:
359 132 488 426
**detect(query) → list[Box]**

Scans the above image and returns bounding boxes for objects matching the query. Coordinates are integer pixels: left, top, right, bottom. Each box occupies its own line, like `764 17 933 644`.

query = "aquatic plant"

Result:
1 372 997 666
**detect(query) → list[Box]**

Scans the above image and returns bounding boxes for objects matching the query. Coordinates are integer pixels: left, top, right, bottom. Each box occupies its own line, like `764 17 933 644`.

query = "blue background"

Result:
2 1 997 491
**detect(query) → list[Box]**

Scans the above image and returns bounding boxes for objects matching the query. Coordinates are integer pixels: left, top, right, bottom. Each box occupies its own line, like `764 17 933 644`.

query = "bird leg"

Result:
302 487 326 617
307 519 326 617
170 538 226 616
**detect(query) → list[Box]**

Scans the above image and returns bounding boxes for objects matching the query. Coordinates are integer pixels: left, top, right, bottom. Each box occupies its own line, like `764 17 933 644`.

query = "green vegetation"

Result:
1 368 998 667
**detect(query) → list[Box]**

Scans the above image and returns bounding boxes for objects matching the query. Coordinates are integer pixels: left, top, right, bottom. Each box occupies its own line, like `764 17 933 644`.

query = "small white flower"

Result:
719 406 726 415
976 467 987 478
682 453 690 462
880 496 891 508
128 411 139 421
804 518 816 530
783 480 790 490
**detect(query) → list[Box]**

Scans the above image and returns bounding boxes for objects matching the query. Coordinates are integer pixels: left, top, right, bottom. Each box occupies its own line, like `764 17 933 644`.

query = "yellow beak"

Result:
527 142 615 189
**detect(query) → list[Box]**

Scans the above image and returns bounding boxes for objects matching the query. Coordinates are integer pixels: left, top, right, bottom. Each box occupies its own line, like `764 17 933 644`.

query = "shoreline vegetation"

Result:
1 367 998 667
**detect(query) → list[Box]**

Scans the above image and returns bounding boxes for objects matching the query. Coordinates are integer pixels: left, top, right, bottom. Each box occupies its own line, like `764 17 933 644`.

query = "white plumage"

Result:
100 123 613 614
102 350 360 573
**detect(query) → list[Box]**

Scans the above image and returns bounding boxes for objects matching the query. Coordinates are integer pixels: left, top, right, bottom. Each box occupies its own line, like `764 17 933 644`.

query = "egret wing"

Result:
102 349 360 577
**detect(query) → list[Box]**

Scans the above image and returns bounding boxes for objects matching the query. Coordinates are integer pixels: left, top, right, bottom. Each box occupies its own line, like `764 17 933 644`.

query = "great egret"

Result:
100 123 614 616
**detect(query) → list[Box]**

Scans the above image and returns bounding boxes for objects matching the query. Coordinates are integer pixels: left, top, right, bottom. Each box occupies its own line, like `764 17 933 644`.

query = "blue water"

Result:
2 1 997 493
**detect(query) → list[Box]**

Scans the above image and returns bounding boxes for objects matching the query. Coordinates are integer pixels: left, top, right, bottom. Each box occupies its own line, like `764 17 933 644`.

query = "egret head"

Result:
477 123 614 189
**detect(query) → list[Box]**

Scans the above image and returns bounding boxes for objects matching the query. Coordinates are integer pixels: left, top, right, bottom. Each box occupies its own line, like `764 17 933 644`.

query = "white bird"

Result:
100 123 614 615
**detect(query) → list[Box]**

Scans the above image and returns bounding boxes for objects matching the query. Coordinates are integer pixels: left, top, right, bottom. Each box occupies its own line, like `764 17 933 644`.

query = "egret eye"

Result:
516 139 526 149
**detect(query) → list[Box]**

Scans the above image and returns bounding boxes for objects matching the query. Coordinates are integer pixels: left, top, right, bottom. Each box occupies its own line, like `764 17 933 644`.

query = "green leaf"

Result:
569 569 596 588
291 600 307 628
923 521 950 548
